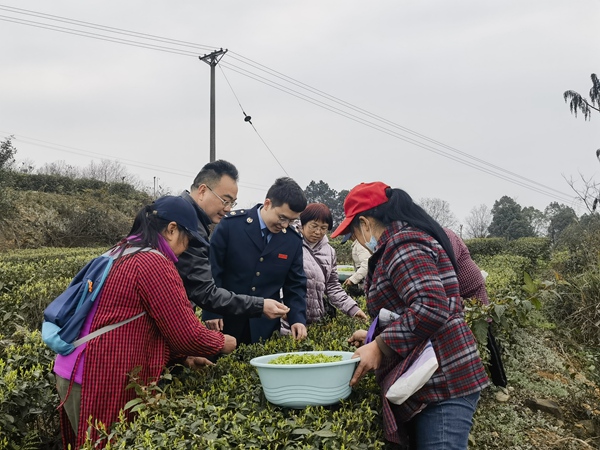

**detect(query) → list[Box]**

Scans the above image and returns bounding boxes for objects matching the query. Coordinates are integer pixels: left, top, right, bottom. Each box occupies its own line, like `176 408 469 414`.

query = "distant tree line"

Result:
0 136 586 246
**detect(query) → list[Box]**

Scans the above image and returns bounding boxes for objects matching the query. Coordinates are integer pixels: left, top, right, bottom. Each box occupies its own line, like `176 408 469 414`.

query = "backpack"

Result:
42 246 160 355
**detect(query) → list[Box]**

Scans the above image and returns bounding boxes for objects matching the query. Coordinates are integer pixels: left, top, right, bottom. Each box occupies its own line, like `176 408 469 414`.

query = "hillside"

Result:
0 183 150 251
0 183 599 448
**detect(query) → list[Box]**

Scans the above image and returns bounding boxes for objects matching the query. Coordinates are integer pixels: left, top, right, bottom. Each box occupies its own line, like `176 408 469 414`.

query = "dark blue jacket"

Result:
203 204 307 344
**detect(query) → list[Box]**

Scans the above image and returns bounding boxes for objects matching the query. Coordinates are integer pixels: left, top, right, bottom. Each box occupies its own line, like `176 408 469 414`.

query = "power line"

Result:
219 66 290 176
218 64 575 202
0 4 217 51
0 15 201 57
0 132 270 192
0 6 576 203
228 51 570 199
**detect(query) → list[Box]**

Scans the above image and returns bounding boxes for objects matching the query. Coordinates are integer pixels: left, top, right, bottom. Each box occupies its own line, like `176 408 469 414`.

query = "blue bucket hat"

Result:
152 195 202 241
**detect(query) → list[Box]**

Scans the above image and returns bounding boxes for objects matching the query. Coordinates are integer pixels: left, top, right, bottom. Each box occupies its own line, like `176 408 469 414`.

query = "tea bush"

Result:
328 237 353 265
0 190 148 249
473 253 533 297
1 247 599 449
0 247 104 331
464 237 506 258
0 328 60 449
507 237 551 267
84 316 389 449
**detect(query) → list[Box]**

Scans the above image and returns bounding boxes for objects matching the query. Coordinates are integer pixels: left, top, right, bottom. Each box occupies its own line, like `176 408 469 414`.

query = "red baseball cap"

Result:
331 182 390 238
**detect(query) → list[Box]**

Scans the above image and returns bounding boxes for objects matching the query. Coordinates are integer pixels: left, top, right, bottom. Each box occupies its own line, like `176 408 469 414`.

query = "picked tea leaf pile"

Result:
268 353 343 365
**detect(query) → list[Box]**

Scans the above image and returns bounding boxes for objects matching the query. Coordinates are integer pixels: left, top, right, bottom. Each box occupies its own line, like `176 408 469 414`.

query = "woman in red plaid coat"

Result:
54 196 236 449
332 183 489 450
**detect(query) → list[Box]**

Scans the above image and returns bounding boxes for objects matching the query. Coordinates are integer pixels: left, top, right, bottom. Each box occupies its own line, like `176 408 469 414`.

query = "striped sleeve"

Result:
135 253 225 356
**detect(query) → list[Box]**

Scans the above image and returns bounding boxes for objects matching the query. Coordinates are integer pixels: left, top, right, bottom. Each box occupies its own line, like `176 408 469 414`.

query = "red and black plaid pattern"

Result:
444 227 490 305
68 251 224 448
364 222 489 444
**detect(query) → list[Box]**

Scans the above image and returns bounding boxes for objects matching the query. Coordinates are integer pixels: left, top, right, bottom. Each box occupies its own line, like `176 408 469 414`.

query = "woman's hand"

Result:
221 334 237 353
347 329 368 347
290 323 308 340
353 309 368 321
184 356 214 370
349 341 383 386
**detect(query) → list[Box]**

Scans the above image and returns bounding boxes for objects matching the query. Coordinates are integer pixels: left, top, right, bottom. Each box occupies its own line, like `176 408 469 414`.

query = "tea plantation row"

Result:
1 246 598 449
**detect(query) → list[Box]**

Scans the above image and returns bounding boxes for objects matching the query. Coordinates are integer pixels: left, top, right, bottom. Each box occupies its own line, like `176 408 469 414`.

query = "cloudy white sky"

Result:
1 1 599 223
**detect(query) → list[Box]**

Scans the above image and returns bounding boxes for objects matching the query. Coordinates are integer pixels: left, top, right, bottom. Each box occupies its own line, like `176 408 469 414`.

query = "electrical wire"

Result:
0 5 576 204
0 132 270 192
219 63 575 202
0 15 201 57
219 66 290 176
228 51 569 199
0 4 217 51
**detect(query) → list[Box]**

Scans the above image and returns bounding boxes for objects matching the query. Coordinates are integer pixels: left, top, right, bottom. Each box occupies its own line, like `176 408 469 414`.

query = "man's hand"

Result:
348 329 368 347
221 334 237 353
205 318 223 331
290 323 307 340
184 356 214 370
349 341 383 386
263 299 290 319
343 278 354 287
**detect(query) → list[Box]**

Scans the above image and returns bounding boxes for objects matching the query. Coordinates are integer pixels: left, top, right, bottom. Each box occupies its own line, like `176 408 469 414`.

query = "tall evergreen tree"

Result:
488 196 535 240
303 180 346 227
545 202 578 243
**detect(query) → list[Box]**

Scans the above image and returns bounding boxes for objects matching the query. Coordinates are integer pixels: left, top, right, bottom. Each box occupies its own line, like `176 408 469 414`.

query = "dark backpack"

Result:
42 247 159 355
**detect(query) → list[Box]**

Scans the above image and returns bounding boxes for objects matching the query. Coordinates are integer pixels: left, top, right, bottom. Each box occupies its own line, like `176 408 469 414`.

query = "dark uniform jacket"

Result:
176 191 264 317
203 204 307 344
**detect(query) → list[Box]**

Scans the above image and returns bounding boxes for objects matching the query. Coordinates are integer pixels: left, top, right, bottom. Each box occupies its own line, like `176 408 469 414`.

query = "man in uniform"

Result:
177 160 290 322
203 177 308 344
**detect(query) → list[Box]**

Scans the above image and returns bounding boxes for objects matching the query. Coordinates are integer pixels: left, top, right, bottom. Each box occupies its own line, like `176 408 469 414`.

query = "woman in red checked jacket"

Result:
54 196 236 449
333 183 489 450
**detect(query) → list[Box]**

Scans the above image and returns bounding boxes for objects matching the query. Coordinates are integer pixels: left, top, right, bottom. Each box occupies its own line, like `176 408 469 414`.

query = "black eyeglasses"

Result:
207 186 237 209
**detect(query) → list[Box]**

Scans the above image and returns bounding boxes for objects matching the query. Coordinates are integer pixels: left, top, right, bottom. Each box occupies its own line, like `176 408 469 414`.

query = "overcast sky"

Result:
1 1 599 224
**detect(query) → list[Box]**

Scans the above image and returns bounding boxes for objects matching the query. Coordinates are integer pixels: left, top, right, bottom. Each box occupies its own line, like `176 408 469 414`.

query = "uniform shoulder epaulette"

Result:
223 209 248 219
286 225 303 238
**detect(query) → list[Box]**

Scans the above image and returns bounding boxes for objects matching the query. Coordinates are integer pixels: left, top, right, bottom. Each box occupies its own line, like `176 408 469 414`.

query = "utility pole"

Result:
199 48 228 162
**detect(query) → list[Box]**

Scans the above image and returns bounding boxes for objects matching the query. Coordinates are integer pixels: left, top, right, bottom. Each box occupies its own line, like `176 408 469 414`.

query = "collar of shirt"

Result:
257 205 268 234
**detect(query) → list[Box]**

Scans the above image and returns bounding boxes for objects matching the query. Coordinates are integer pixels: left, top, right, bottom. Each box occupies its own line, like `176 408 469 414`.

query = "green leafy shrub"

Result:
328 237 353 265
9 172 145 198
1 190 148 249
83 315 388 449
474 253 533 297
2 247 600 450
543 267 600 347
465 237 506 258
507 237 551 267
0 329 60 449
554 214 600 275
0 247 104 330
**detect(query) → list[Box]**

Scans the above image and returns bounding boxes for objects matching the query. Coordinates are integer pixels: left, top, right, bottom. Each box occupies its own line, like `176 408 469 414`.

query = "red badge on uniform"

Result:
278 253 288 259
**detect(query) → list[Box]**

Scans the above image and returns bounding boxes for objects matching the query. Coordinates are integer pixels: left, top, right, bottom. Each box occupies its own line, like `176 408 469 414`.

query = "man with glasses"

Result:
203 177 308 344
177 160 290 325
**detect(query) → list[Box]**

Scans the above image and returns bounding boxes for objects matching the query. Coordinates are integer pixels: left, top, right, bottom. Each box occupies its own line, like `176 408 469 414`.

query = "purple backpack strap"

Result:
364 316 379 344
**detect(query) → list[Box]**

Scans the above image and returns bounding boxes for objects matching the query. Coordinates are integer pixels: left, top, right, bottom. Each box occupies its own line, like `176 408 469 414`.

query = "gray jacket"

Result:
282 235 359 332
176 191 264 317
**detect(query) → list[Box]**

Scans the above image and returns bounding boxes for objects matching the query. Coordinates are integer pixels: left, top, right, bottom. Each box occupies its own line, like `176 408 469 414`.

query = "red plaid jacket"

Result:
444 227 490 305
62 250 225 449
365 222 489 444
